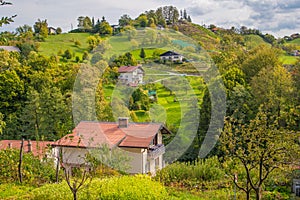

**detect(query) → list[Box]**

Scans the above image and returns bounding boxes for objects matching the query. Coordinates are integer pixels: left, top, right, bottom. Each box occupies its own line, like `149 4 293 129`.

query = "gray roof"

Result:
159 51 181 57
0 46 20 52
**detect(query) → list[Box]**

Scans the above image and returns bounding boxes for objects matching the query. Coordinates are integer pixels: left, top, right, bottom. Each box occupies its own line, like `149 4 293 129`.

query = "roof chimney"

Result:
118 117 129 128
8 143 12 149
27 140 32 152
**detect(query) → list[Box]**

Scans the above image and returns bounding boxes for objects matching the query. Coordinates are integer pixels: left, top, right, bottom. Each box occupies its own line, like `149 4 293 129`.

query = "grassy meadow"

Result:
38 33 92 59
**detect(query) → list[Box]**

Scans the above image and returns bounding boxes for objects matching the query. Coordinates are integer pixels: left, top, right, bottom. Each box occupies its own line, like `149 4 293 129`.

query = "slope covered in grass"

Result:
243 34 270 49
38 33 91 59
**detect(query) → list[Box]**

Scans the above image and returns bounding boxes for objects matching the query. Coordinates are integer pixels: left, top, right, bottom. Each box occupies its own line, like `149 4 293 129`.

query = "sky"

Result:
0 0 299 38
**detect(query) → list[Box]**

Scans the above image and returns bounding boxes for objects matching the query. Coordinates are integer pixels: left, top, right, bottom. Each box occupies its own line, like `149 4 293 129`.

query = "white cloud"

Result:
0 0 299 37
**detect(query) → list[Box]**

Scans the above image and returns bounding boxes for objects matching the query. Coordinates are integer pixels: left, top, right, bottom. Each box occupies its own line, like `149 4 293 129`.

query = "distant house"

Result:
159 51 183 62
290 50 299 56
157 25 165 30
52 118 171 175
118 65 144 86
48 27 57 35
0 46 20 52
0 140 54 158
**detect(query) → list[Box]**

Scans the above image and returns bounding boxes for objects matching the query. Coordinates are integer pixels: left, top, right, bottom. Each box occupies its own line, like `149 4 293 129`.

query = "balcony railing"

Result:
148 144 165 159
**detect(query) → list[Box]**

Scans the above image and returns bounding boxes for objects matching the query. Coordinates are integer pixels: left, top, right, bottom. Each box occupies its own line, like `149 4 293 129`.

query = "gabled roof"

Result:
159 51 182 57
53 121 170 149
118 65 144 73
0 46 20 52
0 140 54 158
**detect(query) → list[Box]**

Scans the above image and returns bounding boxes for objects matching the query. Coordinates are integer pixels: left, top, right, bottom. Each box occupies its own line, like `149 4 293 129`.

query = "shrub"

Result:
155 156 225 189
0 149 56 186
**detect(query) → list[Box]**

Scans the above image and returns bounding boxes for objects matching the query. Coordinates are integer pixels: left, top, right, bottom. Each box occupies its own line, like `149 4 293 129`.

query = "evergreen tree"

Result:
139 48 146 62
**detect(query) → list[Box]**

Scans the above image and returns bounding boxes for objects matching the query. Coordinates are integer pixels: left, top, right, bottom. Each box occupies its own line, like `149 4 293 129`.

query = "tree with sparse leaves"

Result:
221 109 300 200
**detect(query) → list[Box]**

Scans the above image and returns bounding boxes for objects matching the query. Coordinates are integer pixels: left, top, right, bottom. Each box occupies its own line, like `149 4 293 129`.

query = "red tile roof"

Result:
118 66 143 73
53 121 169 149
0 140 54 158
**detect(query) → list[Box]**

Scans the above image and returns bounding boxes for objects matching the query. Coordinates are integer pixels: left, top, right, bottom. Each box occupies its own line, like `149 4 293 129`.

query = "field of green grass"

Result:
38 33 91 59
130 48 165 61
287 38 300 45
244 34 270 49
280 55 299 65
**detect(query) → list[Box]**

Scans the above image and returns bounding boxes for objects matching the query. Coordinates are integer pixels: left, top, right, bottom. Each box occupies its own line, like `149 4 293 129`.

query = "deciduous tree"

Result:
221 110 300 200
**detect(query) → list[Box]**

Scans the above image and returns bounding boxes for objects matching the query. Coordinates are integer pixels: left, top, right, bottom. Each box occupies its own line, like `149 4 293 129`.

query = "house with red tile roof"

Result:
0 140 54 158
53 117 171 175
118 65 144 86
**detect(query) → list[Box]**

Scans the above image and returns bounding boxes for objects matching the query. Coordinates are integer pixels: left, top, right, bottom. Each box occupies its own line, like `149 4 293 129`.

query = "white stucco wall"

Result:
120 147 147 174
62 147 88 165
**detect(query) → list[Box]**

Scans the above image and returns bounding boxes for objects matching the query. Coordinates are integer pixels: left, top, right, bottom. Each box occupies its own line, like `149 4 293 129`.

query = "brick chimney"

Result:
8 143 12 149
118 117 129 128
27 140 32 152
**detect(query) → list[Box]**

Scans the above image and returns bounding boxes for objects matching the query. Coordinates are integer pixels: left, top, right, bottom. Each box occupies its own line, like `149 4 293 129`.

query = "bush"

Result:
155 156 226 189
0 149 56 186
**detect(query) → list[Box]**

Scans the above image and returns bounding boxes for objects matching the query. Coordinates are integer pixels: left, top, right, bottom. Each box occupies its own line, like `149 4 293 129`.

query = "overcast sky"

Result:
0 0 299 37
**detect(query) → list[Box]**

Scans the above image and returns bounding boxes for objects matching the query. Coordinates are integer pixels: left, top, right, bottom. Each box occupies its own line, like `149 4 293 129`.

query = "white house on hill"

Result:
160 51 183 62
52 118 171 175
118 65 144 86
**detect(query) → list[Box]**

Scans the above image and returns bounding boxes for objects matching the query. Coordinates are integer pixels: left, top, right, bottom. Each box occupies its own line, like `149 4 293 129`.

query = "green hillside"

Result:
38 33 92 59
287 38 300 45
243 34 270 49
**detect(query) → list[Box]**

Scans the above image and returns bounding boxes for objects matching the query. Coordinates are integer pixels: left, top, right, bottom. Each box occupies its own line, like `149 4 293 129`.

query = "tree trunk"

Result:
18 138 24 184
72 190 77 200
246 191 250 200
55 151 60 183
255 187 262 200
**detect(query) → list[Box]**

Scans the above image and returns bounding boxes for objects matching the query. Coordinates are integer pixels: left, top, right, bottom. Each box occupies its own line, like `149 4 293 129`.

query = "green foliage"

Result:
0 184 34 199
56 27 62 34
96 175 168 200
0 149 56 185
17 176 168 200
0 1 16 27
130 87 150 111
63 49 73 60
86 35 101 51
33 19 48 38
90 52 103 64
112 52 137 66
0 112 5 134
97 21 113 35
155 156 225 189
139 48 146 60
220 110 300 199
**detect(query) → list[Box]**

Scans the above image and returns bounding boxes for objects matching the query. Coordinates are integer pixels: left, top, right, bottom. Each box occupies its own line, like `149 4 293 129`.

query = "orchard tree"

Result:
221 110 300 200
